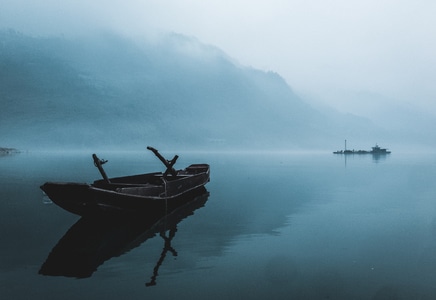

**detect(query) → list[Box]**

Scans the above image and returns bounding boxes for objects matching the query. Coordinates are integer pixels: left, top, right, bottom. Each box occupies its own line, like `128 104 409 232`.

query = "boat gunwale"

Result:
42 165 210 200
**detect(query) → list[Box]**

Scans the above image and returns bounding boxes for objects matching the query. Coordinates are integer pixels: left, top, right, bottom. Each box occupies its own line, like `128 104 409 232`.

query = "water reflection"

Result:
337 153 390 166
39 188 209 285
371 153 390 163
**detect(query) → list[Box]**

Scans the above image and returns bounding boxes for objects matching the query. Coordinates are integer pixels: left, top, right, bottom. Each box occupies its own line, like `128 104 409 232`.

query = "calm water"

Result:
2 151 436 299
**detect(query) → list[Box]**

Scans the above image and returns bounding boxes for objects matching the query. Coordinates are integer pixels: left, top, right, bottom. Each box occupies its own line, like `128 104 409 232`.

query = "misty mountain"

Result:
0 29 379 151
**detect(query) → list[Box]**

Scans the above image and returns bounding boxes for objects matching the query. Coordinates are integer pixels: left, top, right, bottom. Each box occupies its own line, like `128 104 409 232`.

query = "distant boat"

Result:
368 144 391 154
333 140 391 154
41 147 210 216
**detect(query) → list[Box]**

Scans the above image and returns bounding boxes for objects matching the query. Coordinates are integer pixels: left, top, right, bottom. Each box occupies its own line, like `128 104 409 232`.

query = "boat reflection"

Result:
338 151 390 167
39 187 209 285
371 153 390 163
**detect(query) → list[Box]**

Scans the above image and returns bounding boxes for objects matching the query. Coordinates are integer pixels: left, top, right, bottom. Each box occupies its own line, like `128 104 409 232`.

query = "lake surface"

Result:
2 151 436 299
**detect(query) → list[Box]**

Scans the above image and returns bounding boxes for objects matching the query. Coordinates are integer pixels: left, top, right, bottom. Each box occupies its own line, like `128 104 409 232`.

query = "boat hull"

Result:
41 164 210 216
41 183 208 216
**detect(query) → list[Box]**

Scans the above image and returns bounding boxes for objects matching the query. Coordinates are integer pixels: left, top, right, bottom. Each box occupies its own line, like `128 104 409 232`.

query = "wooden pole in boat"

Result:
147 146 178 176
92 154 111 183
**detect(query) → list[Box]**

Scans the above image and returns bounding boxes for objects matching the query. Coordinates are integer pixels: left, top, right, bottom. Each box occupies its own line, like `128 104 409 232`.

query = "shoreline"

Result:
0 147 20 155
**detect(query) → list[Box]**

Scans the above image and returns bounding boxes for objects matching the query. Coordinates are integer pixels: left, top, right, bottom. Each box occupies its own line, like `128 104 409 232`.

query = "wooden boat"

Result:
40 147 210 216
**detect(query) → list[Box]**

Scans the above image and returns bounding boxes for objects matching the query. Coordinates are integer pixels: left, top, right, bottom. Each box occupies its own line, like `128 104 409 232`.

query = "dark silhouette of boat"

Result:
39 187 209 285
40 147 210 216
333 140 391 155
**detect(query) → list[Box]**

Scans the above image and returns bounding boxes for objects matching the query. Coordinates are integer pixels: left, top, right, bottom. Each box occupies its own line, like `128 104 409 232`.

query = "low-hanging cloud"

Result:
2 0 436 116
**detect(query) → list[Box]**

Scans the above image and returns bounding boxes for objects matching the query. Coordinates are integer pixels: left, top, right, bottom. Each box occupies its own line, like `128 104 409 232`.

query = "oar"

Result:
147 146 178 177
92 154 111 183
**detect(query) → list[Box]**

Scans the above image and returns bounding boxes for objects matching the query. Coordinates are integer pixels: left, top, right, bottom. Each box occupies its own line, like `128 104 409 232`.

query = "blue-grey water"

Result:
2 151 436 299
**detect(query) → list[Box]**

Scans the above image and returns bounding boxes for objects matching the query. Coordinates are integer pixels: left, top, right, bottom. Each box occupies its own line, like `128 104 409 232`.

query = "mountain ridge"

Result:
0 29 380 151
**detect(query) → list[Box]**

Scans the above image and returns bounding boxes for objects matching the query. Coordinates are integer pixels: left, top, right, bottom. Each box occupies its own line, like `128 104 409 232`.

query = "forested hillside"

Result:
0 30 377 151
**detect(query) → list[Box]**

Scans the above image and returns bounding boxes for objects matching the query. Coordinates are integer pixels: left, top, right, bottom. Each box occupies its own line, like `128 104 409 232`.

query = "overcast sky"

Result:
2 0 436 115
